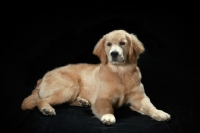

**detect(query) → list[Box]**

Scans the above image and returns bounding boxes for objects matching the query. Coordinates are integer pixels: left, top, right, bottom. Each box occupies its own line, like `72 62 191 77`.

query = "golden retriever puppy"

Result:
21 30 170 125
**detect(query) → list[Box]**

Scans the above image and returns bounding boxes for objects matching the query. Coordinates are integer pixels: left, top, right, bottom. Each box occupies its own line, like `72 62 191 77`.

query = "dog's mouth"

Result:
112 58 118 62
108 51 125 64
111 58 125 64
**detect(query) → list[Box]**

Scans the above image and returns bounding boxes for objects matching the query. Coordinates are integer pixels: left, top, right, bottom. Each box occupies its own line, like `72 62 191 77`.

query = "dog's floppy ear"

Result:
127 33 145 63
93 36 107 64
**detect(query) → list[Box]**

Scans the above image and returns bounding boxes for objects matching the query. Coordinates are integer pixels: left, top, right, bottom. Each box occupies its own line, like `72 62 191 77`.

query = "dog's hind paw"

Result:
78 98 90 107
41 107 56 116
70 97 91 107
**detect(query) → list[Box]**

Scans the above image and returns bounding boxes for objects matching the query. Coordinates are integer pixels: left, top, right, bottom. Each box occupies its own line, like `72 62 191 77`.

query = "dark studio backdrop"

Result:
1 2 199 133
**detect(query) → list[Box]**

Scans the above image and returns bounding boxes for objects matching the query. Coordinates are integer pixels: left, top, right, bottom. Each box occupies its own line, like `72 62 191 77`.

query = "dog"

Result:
21 30 170 125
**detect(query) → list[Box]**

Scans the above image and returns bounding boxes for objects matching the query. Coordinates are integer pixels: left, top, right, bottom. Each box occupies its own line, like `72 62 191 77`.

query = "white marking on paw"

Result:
101 114 116 125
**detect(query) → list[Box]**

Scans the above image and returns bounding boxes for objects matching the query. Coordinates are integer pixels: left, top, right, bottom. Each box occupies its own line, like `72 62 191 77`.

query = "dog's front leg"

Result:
127 85 170 121
130 96 170 121
92 98 115 125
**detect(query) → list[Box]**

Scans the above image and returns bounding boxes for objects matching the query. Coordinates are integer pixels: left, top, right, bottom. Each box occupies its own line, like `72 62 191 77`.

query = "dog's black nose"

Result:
111 51 119 57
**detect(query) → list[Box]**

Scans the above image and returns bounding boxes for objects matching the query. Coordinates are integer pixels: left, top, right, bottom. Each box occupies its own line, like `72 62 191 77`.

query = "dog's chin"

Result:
110 60 125 65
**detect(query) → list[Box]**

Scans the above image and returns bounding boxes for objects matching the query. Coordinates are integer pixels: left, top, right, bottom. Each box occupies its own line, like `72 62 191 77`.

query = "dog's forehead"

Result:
106 32 127 43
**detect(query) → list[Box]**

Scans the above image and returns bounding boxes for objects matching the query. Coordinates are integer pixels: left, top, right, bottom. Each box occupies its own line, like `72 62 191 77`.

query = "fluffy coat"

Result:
21 30 170 125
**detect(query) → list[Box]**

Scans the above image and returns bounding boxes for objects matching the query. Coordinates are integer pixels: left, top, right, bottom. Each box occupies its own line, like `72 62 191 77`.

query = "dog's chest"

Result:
118 71 139 90
112 73 140 107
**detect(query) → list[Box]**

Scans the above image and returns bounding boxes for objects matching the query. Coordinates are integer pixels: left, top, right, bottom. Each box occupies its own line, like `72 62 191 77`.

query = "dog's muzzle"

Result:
108 47 125 64
110 51 124 62
111 51 118 58
110 51 119 61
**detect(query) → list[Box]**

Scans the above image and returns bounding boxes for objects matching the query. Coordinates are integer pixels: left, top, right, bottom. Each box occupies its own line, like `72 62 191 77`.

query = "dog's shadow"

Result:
114 105 142 120
54 104 140 121
65 104 141 121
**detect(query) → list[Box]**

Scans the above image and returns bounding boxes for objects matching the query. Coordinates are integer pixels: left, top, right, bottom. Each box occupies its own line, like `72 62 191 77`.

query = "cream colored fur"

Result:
21 30 170 125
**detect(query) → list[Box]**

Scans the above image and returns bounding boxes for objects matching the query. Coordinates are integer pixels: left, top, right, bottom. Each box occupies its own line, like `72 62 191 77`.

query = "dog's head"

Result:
93 30 145 65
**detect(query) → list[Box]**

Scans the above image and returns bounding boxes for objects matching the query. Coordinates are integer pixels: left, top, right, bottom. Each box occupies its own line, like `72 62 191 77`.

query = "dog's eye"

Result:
119 42 125 45
107 43 112 46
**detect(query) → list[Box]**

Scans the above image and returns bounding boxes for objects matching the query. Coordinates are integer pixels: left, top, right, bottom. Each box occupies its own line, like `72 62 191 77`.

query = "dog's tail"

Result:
21 79 42 110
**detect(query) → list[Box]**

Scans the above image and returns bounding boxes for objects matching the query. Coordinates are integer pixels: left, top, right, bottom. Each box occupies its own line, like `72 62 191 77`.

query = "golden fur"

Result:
21 30 170 125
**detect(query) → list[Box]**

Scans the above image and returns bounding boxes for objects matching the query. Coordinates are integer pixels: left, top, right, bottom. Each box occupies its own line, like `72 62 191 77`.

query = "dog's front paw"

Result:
151 110 171 121
101 114 116 125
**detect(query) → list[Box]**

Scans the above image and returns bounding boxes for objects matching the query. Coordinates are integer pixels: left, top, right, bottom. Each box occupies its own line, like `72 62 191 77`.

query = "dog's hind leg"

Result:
37 85 80 116
37 97 57 115
35 68 83 115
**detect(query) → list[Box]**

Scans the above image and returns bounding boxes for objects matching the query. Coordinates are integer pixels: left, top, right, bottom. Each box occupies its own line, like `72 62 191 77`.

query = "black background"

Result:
1 2 199 133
